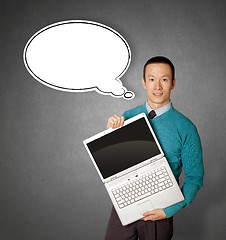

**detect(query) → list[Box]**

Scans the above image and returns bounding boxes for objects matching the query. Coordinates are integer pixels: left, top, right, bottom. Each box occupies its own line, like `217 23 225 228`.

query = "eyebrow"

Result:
147 74 170 78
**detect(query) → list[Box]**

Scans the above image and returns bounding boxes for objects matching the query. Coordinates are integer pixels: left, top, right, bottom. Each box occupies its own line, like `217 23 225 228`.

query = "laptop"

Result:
83 113 184 226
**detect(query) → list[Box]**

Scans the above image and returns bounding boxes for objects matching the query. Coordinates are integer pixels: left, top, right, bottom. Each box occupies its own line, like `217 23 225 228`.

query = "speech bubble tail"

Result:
123 91 135 100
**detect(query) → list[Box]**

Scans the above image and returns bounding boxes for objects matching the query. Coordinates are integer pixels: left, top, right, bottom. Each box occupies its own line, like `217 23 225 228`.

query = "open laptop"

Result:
83 113 184 226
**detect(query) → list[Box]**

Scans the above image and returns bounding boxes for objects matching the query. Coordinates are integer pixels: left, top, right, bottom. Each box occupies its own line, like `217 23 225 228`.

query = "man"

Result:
105 56 204 240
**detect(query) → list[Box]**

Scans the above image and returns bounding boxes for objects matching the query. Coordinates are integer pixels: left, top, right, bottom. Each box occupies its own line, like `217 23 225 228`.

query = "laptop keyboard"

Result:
112 166 173 209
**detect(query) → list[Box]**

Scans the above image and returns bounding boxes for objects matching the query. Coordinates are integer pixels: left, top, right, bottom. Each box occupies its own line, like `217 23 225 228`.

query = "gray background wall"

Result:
1 0 226 239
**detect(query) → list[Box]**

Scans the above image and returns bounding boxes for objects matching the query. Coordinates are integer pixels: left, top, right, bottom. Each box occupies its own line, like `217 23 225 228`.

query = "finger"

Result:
107 116 119 129
143 210 155 216
143 215 158 221
107 118 115 129
107 115 124 129
120 116 125 127
115 115 122 128
113 115 123 128
112 116 120 128
111 115 118 128
116 115 125 128
142 210 160 221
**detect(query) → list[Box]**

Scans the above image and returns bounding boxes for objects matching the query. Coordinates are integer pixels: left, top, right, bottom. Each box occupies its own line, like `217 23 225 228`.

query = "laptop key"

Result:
112 166 174 209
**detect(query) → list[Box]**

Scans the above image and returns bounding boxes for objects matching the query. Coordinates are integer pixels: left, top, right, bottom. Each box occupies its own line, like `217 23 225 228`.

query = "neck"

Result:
147 100 170 110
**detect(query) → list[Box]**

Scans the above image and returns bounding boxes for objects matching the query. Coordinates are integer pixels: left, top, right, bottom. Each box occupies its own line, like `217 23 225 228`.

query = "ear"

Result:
142 77 147 90
171 78 176 89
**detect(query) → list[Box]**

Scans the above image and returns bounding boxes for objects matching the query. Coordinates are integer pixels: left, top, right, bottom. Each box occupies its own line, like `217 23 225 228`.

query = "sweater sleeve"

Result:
163 124 204 218
122 111 128 120
122 104 146 121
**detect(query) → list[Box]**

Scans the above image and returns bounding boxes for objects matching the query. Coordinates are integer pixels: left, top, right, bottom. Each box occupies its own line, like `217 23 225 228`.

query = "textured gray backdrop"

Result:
1 0 226 239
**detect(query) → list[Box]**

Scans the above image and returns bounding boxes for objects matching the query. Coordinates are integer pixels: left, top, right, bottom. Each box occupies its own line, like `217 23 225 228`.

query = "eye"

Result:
162 78 168 82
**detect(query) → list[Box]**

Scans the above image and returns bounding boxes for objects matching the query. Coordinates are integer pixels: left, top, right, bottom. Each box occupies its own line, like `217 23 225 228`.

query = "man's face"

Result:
142 63 176 110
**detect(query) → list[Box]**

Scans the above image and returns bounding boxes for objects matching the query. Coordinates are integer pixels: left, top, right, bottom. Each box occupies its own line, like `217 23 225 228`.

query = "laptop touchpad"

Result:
138 200 154 214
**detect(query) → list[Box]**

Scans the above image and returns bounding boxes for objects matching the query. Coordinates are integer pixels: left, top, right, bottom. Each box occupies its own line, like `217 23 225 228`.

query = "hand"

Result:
142 209 167 221
107 115 125 129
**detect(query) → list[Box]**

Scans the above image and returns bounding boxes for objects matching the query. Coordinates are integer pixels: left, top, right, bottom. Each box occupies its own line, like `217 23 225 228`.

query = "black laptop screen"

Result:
87 117 161 179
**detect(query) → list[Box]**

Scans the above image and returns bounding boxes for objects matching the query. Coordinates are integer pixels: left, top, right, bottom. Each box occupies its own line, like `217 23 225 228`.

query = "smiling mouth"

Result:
153 93 163 96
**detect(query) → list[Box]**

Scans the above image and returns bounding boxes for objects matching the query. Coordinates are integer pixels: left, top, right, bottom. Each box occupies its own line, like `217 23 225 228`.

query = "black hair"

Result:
143 56 175 81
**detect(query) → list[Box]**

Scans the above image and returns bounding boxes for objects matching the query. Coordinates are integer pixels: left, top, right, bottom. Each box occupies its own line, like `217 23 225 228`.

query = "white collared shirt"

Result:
146 101 171 118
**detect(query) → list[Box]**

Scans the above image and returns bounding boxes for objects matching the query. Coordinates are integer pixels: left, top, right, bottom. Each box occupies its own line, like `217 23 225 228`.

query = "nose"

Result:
155 80 162 90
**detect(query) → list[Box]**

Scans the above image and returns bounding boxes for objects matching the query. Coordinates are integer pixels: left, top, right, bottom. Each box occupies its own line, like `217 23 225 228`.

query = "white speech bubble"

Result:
23 20 134 100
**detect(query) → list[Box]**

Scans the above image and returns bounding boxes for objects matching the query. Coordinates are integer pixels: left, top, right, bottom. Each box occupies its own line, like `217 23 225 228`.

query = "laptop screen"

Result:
86 116 161 179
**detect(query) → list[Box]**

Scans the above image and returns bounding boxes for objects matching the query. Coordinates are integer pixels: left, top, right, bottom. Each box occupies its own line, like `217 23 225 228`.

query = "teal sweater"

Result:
122 103 204 218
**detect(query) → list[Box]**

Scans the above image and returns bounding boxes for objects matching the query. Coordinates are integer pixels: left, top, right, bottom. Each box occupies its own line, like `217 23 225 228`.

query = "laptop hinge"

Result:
109 176 117 182
150 155 162 164
105 157 161 184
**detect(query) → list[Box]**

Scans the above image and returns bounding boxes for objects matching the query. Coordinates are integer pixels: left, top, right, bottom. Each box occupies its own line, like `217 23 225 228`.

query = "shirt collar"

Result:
146 101 172 118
